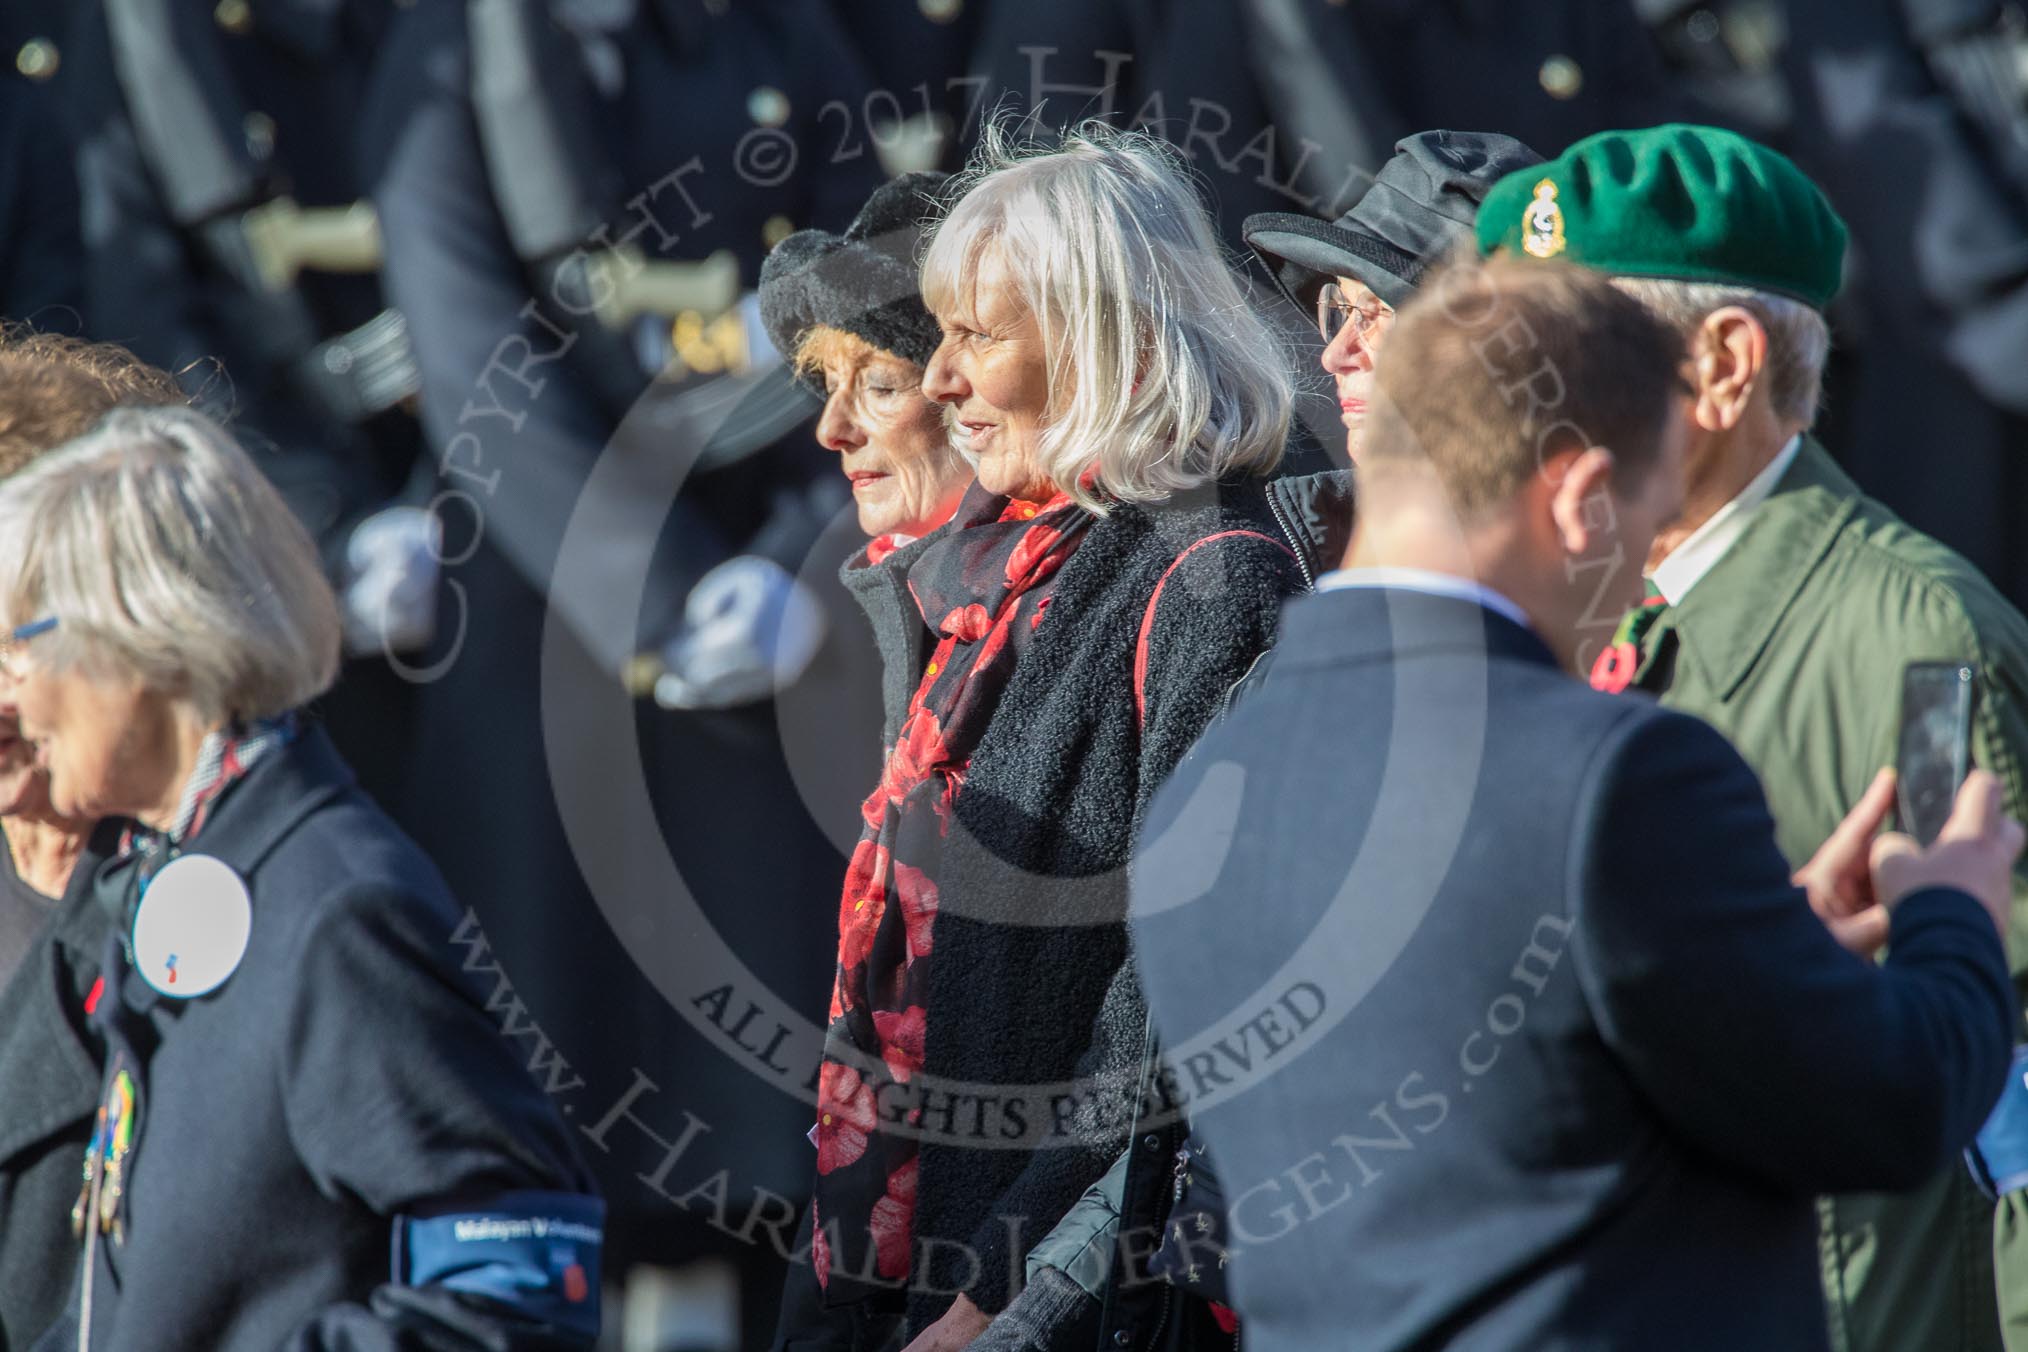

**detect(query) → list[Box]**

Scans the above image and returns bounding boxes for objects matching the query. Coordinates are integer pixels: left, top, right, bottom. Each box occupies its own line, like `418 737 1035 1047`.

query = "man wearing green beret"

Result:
1480 122 2028 1352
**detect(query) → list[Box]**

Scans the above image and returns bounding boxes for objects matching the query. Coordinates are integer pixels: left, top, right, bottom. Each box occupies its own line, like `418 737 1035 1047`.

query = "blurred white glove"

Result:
340 506 440 657
652 555 824 710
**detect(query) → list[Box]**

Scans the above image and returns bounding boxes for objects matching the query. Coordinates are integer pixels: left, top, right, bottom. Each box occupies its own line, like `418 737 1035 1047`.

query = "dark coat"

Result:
1130 585 2015 1351
822 469 1353 1352
1089 467 1353 1352
913 481 1303 1328
33 727 599 1352
0 826 115 1352
793 480 1305 1337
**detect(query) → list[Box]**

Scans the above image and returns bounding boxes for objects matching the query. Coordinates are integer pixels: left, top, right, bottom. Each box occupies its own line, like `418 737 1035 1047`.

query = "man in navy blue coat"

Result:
1127 254 2022 1350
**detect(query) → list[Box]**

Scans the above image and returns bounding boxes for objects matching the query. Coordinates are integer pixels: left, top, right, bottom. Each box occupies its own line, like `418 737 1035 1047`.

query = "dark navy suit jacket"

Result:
1130 585 2015 1351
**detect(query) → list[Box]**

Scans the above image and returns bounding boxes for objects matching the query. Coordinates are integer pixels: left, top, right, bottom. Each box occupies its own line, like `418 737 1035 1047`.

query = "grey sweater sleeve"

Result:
967 1267 1099 1352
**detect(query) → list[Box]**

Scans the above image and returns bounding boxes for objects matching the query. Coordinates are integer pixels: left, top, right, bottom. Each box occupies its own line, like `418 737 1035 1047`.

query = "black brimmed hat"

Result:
759 171 951 392
1244 130 1543 312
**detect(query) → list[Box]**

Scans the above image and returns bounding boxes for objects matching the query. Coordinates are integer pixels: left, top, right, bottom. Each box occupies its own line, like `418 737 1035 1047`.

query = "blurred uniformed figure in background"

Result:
965 0 1685 243
1639 0 2028 615
1150 0 1687 235
58 0 427 809
0 2 81 324
826 0 985 174
363 0 893 1334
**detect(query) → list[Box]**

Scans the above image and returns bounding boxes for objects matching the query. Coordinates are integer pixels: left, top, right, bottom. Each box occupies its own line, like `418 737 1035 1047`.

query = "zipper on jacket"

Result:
1265 490 1317 592
1142 1277 1174 1351
1113 1011 1175 1352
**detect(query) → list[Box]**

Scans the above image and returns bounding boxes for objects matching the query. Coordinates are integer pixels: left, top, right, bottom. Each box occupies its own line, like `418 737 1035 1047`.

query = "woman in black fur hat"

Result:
761 170 975 554
761 171 977 765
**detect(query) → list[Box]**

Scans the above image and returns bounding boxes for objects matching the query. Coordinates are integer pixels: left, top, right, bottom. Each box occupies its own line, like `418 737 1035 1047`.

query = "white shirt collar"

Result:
1649 435 1802 605
1315 565 1535 633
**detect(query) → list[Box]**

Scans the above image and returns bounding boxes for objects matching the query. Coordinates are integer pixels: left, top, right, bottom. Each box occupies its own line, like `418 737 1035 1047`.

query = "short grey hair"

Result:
0 406 339 724
1610 276 1832 428
921 121 1292 512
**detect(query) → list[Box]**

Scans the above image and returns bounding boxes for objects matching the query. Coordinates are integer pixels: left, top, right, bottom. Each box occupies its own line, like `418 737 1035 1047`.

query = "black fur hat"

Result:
759 171 951 393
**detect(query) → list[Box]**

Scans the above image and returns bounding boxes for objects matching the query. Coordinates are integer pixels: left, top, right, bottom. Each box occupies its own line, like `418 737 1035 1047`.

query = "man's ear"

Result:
1546 446 1618 557
1689 306 1767 433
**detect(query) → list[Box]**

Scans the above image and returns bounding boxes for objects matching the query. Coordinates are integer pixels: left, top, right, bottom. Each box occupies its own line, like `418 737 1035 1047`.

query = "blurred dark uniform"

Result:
0 5 81 326
60 0 425 808
827 0 985 173
968 0 1684 242
963 0 1142 170
1783 0 2028 616
1642 0 2028 609
363 0 887 1331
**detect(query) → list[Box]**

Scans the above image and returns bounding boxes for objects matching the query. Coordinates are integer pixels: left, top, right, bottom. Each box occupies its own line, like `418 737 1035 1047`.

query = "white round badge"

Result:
130 854 252 999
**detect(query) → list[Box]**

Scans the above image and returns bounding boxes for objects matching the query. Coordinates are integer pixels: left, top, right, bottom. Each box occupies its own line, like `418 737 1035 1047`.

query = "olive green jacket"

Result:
1632 440 2028 1352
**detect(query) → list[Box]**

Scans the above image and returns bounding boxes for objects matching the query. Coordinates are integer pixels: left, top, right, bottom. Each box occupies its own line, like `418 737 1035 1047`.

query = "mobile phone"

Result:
1895 662 1978 847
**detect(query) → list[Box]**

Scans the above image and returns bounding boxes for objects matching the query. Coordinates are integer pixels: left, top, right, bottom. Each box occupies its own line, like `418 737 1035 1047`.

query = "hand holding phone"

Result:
1873 769 2023 940
1874 662 2019 938
1806 663 2007 957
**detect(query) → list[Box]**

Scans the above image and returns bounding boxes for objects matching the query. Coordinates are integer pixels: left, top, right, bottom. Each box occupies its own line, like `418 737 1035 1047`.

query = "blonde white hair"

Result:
921 121 1292 512
0 406 339 724
1611 276 1832 428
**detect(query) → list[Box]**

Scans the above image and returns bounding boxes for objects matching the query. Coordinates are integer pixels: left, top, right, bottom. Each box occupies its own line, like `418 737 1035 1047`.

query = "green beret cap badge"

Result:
1477 123 1848 310
1522 179 1566 259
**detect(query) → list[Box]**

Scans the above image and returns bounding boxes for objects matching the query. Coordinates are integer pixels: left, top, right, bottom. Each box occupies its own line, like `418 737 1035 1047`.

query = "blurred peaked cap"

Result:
1244 130 1545 313
1474 122 1848 310
758 171 953 392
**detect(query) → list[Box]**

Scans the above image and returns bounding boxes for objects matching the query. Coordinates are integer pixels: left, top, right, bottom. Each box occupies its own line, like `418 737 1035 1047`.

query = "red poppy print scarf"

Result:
811 483 1092 1300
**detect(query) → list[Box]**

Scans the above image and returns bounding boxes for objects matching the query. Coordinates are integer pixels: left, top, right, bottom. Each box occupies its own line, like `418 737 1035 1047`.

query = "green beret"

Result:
1475 123 1848 310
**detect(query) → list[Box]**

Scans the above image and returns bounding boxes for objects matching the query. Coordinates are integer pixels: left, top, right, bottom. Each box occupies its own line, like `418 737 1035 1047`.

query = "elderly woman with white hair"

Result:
777 127 1306 1352
0 407 602 1352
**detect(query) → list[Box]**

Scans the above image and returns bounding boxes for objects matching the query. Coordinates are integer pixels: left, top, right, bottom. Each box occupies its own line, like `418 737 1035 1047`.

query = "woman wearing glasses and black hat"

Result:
1247 129 1543 463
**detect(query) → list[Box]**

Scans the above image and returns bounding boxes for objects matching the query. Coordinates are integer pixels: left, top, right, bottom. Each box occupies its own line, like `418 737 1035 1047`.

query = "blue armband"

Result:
1968 1046 2028 1199
392 1190 604 1338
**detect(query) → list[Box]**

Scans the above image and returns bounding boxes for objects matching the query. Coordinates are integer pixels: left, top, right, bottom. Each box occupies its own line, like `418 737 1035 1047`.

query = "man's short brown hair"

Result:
0 329 185 479
1362 256 1686 517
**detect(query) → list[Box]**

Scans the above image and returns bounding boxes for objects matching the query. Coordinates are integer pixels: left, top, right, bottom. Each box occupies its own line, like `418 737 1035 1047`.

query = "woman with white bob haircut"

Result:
922 123 1289 510
787 123 1306 1352
0 406 602 1352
